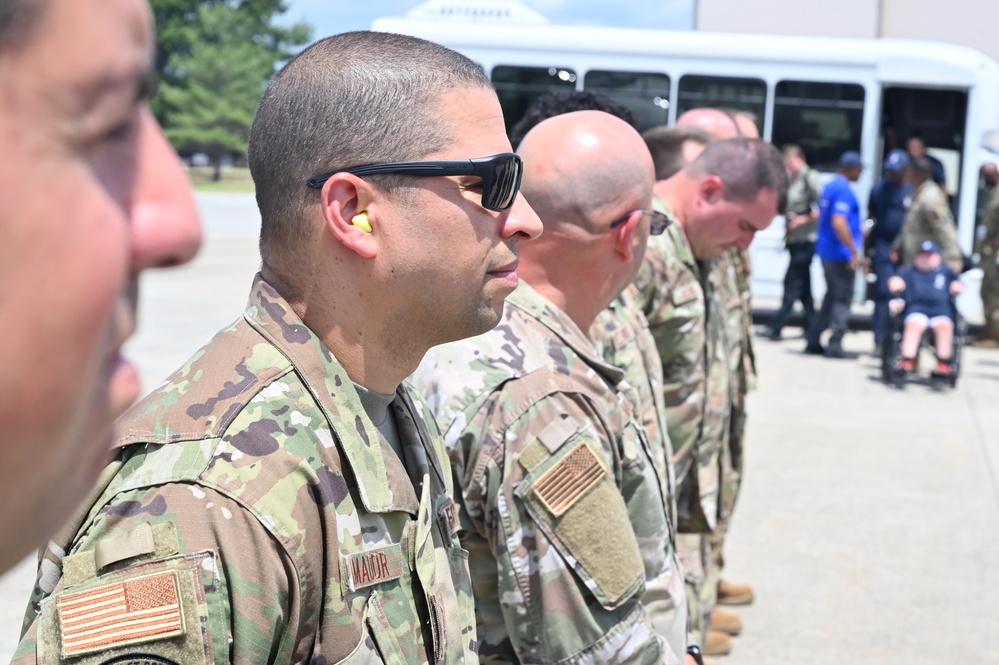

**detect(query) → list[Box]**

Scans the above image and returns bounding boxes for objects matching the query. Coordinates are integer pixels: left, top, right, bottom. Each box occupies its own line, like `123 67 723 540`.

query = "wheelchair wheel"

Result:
881 311 905 387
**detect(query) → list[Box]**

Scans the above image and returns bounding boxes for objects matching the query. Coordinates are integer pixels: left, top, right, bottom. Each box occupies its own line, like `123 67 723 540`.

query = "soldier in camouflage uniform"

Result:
505 90 692 661
592 285 689 659
894 156 963 273
13 31 544 665
976 163 999 346
631 134 787 654
415 111 684 664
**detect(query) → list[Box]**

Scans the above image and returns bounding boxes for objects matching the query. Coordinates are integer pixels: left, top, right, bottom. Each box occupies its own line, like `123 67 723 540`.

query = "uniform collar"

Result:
244 275 426 515
506 281 626 386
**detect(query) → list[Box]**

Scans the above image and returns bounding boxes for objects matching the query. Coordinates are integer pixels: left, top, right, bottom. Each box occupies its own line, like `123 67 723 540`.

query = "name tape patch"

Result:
341 544 405 591
57 571 185 658
438 498 460 537
672 282 701 307
533 443 607 517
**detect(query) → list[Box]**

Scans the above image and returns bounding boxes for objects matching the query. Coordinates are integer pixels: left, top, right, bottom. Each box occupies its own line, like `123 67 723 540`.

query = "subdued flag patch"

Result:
57 571 185 658
533 443 607 516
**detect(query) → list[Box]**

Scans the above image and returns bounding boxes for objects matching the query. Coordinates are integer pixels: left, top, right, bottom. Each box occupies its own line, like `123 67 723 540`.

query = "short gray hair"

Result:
248 31 492 263
689 138 789 215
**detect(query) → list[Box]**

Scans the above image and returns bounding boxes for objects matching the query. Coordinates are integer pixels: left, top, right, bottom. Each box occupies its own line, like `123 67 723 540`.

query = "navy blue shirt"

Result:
817 174 862 262
867 178 912 246
897 263 957 318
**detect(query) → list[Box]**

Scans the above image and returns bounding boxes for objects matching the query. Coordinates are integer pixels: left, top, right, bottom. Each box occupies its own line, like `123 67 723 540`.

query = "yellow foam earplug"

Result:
352 212 371 233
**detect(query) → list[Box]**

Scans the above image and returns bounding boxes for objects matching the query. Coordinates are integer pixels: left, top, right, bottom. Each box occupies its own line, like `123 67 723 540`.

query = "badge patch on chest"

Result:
533 443 607 517
672 282 700 307
56 571 185 658
340 544 405 591
438 498 460 537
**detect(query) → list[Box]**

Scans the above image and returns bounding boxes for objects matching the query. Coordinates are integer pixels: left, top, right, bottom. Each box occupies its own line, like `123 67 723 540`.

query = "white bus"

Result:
373 0 999 318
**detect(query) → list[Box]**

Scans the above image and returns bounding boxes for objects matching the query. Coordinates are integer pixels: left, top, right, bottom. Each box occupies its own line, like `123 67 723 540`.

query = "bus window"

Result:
583 70 670 132
772 80 865 171
676 75 766 134
491 65 577 136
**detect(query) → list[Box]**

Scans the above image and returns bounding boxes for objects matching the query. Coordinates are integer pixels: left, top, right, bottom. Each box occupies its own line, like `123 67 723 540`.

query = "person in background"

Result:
805 151 864 359
906 131 947 194
414 111 683 664
632 133 787 659
766 144 823 340
866 149 913 354
888 240 964 375
976 162 999 347
508 89 639 150
0 0 201 575
893 156 962 273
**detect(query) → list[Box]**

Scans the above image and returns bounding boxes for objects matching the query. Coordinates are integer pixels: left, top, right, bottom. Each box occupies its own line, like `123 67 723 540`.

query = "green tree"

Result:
152 1 310 179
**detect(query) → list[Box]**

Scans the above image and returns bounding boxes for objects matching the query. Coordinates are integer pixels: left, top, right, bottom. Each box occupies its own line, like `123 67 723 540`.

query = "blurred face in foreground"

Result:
0 0 201 571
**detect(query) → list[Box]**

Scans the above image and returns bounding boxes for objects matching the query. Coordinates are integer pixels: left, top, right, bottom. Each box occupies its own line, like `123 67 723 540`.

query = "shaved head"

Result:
519 110 654 235
677 107 760 140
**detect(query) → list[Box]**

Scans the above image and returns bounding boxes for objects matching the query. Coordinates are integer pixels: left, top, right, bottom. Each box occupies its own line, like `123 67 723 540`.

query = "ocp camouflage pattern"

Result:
13 275 477 665
413 282 679 665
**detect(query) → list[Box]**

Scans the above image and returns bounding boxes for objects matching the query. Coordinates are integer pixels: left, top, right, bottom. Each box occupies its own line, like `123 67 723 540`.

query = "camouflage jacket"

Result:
591 286 688 658
632 200 730 534
14 275 477 665
412 283 678 665
979 186 999 257
895 181 963 272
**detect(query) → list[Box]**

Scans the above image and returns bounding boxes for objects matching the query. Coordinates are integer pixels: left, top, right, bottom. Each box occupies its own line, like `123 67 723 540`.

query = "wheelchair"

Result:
880 298 966 389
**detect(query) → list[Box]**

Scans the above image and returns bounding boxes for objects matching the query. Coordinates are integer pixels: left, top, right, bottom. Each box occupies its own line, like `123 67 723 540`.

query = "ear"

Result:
320 173 379 259
698 175 725 205
612 210 640 262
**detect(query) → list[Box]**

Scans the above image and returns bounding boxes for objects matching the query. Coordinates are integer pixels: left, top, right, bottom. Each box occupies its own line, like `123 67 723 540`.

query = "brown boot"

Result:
710 607 742 635
717 578 754 606
703 630 732 656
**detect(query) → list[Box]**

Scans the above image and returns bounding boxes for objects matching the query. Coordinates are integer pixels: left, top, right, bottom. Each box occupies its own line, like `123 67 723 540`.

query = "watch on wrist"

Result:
687 645 705 665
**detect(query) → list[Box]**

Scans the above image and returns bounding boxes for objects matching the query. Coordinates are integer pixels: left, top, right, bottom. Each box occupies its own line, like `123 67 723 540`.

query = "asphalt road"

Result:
2 192 997 664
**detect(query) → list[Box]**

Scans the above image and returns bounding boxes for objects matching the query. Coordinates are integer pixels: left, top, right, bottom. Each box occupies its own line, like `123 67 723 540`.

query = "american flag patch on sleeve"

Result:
57 571 186 657
533 442 607 517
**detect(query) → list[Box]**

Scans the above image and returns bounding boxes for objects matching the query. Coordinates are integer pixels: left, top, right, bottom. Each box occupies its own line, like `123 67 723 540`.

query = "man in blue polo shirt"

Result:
805 150 864 358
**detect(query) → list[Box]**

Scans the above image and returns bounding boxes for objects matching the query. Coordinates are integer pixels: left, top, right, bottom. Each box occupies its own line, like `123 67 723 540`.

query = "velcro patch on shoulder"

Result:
672 282 701 307
341 544 405 591
532 443 607 516
57 571 185 658
537 416 581 453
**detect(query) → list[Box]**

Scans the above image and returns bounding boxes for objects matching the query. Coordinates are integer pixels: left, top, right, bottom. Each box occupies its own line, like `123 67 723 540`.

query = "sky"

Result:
278 0 695 40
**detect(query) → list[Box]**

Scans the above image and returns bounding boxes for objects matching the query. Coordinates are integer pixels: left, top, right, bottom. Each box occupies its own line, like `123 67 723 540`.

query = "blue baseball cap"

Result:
839 151 863 169
919 240 940 254
883 149 910 172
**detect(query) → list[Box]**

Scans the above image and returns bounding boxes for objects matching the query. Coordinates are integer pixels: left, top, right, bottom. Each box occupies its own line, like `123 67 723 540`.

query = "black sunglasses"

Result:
609 209 671 236
305 153 523 212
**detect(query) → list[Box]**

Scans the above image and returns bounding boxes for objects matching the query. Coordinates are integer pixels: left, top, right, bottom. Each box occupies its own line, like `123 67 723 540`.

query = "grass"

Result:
187 166 256 193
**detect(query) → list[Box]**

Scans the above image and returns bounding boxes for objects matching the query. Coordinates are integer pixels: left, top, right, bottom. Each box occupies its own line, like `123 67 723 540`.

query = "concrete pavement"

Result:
1 192 998 663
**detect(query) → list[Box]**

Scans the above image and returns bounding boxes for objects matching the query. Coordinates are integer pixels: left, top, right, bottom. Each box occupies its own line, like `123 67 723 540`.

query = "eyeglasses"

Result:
609 209 671 236
305 152 523 212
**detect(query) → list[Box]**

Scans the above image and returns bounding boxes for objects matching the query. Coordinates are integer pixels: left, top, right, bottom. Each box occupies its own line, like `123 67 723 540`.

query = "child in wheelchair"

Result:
887 240 964 376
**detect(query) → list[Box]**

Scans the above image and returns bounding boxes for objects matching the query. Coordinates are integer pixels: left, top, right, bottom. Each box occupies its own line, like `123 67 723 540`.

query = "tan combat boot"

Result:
703 630 732 656
717 578 754 606
710 607 742 636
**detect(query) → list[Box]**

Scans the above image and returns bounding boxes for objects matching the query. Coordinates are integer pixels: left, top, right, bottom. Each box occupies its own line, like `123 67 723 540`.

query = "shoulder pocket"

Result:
37 550 228 665
515 422 645 609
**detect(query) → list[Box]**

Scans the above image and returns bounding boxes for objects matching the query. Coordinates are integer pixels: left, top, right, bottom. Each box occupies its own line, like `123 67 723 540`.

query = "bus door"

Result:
879 86 968 217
